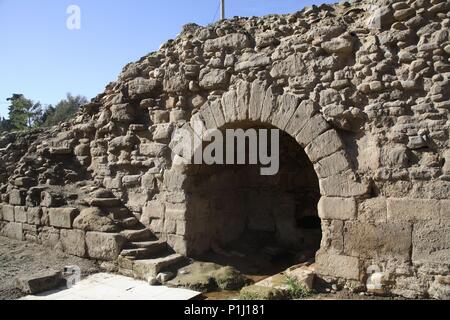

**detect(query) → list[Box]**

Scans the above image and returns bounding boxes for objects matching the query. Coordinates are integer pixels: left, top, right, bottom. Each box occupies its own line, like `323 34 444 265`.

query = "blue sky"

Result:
0 0 332 118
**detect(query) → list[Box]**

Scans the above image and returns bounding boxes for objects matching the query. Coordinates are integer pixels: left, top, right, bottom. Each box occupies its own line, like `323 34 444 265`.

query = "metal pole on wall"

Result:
220 0 225 20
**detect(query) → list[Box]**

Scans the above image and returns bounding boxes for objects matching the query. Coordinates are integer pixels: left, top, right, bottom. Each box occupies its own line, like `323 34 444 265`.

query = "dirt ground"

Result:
0 236 100 300
0 236 398 301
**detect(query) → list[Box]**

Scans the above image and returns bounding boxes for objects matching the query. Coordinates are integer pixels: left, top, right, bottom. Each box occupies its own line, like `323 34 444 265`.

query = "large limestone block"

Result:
271 93 300 130
318 197 356 220
314 150 350 178
165 202 187 220
132 254 186 279
60 229 86 257
209 99 226 128
163 169 188 191
2 204 15 222
305 130 344 163
270 53 306 78
139 143 167 157
14 206 27 223
320 220 344 254
199 102 217 130
221 89 238 123
2 222 23 240
284 100 316 137
163 72 189 93
295 115 330 147
39 227 60 249
26 207 43 225
199 69 230 90
48 207 79 229
386 198 440 222
235 52 271 72
248 80 267 121
235 81 251 121
128 77 160 99
141 200 165 226
152 123 173 143
167 234 188 255
316 251 360 280
321 36 354 56
319 173 370 197
343 222 412 260
358 197 387 224
86 232 126 261
9 189 26 206
260 85 278 123
110 103 135 123
412 219 450 264
204 33 251 52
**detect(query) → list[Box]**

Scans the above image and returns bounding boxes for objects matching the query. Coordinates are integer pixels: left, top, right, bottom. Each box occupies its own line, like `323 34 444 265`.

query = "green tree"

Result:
6 94 42 130
43 93 87 127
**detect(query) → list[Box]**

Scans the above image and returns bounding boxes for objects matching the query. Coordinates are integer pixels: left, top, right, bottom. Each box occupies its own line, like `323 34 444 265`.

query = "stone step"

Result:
132 254 188 279
120 241 167 259
121 217 140 229
120 228 155 242
120 248 153 260
128 240 167 250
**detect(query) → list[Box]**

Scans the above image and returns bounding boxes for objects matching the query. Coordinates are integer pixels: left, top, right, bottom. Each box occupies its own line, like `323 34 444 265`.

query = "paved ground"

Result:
21 273 201 300
0 236 100 300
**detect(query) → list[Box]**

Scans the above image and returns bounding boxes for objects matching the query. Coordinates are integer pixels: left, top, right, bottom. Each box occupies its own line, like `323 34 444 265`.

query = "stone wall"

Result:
1 0 450 298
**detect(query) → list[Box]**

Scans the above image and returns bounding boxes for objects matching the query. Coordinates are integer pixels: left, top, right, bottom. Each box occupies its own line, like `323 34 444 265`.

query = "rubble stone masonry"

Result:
1 0 450 298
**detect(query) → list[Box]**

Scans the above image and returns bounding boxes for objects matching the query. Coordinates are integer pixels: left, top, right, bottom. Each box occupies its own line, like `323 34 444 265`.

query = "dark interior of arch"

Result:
183 125 322 275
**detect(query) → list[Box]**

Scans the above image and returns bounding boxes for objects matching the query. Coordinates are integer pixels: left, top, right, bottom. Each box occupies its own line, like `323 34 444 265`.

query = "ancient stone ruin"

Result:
1 0 449 299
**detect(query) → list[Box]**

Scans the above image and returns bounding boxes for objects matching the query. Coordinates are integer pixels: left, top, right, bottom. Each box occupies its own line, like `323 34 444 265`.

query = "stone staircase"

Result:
117 228 188 281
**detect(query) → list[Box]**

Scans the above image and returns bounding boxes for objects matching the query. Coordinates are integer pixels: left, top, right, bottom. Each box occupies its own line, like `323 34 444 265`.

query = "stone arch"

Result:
164 84 370 266
169 83 369 200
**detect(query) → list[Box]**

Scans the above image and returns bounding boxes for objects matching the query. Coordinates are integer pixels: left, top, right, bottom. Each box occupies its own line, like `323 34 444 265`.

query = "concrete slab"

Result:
20 273 201 300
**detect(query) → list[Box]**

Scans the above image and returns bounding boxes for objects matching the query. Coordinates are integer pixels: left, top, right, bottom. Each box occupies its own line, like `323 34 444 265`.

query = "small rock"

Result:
157 272 175 284
147 276 161 286
239 285 285 300
321 36 354 56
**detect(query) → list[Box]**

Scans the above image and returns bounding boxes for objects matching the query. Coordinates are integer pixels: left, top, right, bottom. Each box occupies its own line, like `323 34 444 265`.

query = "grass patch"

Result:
284 275 313 299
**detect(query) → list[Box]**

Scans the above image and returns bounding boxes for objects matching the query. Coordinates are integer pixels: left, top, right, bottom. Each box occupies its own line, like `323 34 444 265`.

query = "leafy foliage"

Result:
284 275 313 299
42 94 87 127
0 93 87 134
6 94 42 131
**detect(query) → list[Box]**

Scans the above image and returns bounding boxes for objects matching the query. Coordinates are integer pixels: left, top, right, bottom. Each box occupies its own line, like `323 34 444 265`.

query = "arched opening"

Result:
182 124 322 276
